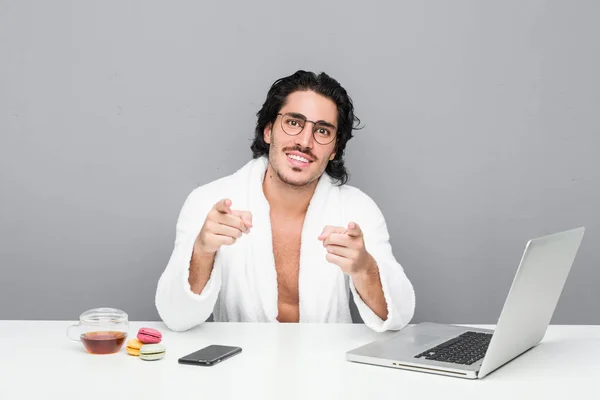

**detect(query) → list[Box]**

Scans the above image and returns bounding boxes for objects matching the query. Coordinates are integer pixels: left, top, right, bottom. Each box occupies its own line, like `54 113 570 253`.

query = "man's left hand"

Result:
318 222 376 277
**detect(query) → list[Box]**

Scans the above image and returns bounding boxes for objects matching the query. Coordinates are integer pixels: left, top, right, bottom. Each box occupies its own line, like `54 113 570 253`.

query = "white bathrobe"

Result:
155 156 415 332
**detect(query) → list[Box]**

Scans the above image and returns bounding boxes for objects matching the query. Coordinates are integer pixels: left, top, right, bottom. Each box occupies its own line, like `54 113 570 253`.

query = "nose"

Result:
294 123 315 149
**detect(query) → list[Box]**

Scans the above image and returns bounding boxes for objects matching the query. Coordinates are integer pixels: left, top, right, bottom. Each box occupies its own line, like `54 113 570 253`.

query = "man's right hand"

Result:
194 198 253 256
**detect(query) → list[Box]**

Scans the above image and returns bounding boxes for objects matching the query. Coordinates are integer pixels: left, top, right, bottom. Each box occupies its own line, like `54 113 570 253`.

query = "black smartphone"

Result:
178 345 242 366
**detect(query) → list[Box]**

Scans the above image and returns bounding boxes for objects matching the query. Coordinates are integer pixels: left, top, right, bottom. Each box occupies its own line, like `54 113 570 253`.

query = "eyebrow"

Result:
287 112 337 129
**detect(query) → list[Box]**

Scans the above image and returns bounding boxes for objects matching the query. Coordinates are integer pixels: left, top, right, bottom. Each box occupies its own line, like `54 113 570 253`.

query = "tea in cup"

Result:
67 308 129 354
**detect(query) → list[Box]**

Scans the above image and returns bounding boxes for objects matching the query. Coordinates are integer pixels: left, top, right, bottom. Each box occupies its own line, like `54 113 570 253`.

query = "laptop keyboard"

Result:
414 331 492 365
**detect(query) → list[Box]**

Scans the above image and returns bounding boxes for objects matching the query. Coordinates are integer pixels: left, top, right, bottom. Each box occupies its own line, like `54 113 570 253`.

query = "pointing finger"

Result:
345 222 362 237
214 198 232 214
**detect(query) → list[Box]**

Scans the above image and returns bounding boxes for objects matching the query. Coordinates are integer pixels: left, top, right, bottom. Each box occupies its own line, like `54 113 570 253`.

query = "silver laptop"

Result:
347 227 585 379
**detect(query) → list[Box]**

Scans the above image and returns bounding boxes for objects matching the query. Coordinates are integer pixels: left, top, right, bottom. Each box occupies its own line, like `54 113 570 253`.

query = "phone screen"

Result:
178 345 242 366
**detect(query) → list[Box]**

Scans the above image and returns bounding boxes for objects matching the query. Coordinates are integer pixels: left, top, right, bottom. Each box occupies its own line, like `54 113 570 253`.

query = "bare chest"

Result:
271 218 303 288
271 215 304 322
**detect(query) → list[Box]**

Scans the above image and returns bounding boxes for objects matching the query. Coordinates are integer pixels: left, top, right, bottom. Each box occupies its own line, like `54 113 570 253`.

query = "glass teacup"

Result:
67 308 129 354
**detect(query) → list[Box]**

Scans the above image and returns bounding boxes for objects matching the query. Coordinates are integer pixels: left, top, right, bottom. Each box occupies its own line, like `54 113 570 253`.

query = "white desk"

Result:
1 321 598 399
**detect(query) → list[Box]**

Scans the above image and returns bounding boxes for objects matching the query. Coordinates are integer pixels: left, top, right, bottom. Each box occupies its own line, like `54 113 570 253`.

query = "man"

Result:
155 70 415 332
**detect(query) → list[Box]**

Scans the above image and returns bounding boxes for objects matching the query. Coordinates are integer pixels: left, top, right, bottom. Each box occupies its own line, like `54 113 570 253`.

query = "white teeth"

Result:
288 154 309 163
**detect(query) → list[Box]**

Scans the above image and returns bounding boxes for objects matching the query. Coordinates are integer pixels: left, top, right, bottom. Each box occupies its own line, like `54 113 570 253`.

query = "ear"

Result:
329 152 336 161
264 123 272 144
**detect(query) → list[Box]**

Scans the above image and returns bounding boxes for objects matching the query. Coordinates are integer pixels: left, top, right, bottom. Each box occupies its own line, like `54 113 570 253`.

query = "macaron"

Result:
139 343 166 361
137 327 162 344
126 338 143 356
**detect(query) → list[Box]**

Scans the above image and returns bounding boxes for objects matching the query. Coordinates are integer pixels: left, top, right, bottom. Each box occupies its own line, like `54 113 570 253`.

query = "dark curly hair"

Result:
251 70 361 185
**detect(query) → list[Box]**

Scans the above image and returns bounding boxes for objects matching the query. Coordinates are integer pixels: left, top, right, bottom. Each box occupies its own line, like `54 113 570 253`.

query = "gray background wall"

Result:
1 0 598 324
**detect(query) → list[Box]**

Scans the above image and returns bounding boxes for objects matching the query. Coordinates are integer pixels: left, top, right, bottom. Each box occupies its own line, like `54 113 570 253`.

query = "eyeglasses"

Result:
277 113 337 145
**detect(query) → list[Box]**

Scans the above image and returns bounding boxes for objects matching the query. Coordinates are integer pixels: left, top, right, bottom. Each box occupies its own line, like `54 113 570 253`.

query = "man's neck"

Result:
262 165 317 218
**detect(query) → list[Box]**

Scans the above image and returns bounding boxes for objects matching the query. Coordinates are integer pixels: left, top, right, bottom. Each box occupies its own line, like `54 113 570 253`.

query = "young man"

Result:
155 70 415 332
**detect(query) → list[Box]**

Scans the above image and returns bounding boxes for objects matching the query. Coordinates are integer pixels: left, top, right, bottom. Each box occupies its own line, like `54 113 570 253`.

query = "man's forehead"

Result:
280 91 338 123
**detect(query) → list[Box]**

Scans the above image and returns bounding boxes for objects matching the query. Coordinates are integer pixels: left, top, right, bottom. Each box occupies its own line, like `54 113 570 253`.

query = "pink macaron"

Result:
137 327 162 344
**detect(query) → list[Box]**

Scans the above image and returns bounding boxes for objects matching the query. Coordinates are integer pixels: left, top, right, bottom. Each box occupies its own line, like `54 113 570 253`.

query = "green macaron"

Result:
139 343 166 361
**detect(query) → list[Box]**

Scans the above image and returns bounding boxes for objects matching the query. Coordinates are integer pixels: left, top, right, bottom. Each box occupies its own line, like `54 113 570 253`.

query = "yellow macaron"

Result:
126 338 143 356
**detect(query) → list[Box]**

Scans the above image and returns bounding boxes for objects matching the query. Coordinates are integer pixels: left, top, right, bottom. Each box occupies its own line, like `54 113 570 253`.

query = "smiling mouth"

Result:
286 153 312 163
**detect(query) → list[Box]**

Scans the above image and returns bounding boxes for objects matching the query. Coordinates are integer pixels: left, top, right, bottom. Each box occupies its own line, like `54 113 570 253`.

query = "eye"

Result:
286 118 303 128
315 127 331 136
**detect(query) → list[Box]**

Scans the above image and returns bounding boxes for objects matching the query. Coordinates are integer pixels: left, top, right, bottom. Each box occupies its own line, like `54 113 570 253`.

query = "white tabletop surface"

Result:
1 321 599 399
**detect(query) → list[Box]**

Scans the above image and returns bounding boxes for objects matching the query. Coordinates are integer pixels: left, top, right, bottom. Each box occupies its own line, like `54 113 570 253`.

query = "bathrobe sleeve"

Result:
347 190 416 332
155 183 226 332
